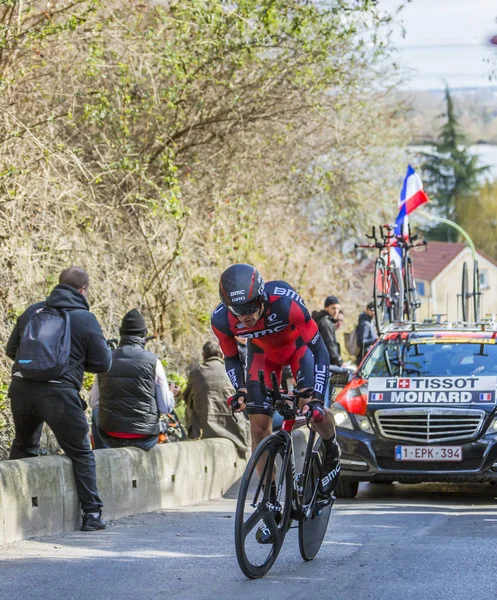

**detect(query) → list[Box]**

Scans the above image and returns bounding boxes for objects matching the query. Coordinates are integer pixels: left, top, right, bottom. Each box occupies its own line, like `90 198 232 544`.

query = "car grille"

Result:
376 457 482 472
374 408 485 443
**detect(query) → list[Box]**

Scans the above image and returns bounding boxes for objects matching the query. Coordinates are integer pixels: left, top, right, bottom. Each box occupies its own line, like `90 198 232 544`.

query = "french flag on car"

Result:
371 393 384 401
479 393 493 402
392 165 429 266
394 165 429 239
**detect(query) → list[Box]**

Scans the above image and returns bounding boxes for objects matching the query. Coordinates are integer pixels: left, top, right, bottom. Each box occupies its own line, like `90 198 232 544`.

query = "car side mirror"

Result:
329 366 354 387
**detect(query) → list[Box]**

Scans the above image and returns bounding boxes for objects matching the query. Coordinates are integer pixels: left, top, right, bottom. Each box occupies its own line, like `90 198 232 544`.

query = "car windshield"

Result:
361 340 497 379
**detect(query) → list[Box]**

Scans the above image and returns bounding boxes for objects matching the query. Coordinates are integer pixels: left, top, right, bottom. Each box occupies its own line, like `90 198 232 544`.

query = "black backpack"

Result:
17 306 72 382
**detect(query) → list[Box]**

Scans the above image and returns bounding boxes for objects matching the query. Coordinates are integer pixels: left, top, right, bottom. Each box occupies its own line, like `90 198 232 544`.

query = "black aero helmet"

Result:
219 264 266 317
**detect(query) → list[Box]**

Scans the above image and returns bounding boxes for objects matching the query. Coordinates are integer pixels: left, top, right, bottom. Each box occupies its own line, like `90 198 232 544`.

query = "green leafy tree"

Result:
458 180 497 260
0 0 408 457
421 86 489 241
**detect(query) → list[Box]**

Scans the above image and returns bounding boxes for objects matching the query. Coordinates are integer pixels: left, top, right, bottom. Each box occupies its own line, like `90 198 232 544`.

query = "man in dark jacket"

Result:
90 308 176 451
6 267 112 532
356 301 378 364
184 341 250 456
312 295 343 367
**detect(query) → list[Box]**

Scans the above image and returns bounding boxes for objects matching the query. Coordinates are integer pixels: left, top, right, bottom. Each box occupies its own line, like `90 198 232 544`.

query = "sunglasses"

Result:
227 296 264 317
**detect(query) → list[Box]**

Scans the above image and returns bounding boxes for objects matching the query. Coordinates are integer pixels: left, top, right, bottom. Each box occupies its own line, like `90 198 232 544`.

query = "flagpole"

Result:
418 210 476 263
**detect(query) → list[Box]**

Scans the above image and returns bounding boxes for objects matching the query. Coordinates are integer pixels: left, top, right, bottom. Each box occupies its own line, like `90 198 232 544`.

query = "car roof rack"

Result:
381 317 497 334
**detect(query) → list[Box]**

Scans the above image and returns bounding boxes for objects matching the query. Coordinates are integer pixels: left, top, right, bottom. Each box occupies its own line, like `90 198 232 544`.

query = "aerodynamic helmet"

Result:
219 264 266 317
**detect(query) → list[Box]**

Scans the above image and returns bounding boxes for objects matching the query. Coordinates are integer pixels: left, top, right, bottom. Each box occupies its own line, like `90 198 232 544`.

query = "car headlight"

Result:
330 402 354 430
355 415 374 434
486 417 497 435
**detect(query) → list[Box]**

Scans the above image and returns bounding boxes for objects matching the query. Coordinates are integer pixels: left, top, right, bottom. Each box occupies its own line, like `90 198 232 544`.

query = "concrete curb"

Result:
0 438 246 545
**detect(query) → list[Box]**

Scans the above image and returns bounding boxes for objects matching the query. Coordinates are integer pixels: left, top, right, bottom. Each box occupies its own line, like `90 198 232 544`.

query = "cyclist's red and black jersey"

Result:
211 280 330 406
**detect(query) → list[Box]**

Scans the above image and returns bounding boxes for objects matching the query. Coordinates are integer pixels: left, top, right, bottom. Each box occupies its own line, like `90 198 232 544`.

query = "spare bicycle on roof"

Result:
459 259 482 323
355 224 427 333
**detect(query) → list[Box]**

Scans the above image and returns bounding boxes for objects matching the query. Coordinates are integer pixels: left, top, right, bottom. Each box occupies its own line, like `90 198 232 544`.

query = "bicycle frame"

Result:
273 421 331 523
257 371 332 521
233 368 349 578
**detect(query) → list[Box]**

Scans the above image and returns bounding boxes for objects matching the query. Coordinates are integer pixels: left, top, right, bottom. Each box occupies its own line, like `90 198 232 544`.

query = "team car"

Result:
332 322 497 498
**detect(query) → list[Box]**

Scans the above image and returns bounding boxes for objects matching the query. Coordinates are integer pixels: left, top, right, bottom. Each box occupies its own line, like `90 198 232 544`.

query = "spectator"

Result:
356 301 378 364
335 310 345 331
6 266 112 532
184 341 250 455
312 295 343 367
90 309 178 451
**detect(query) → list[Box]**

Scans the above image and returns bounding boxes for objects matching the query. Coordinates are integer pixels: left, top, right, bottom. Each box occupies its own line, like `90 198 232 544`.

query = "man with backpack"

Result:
5 267 112 531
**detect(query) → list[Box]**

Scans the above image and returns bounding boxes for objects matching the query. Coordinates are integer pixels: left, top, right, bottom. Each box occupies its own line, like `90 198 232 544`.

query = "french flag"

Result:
479 393 493 402
394 165 429 238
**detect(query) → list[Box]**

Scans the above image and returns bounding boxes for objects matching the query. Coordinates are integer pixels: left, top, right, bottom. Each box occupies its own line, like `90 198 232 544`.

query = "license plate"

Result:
395 445 462 461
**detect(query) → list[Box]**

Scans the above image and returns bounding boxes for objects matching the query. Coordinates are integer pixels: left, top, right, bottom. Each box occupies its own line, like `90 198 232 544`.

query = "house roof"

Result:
411 241 497 282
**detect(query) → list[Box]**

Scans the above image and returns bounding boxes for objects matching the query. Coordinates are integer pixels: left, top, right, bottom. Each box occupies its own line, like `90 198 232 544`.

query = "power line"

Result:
398 43 496 50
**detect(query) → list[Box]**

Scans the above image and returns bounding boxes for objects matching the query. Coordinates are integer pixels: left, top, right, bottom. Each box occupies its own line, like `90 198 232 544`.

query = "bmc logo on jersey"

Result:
273 286 306 306
240 324 288 339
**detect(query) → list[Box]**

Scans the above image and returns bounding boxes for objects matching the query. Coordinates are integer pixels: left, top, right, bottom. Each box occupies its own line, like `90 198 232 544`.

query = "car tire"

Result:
335 479 359 499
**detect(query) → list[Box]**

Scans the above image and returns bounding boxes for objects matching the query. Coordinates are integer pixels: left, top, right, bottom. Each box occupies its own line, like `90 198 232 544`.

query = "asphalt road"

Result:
2 481 497 600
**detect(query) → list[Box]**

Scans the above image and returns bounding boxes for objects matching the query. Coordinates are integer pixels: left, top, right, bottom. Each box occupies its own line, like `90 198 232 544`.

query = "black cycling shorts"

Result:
245 338 314 417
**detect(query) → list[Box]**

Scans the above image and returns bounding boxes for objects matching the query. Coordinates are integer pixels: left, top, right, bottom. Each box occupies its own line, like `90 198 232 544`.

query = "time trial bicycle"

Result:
233 367 351 579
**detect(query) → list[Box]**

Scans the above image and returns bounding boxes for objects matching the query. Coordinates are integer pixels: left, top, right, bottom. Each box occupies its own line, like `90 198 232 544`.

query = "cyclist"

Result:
211 264 341 541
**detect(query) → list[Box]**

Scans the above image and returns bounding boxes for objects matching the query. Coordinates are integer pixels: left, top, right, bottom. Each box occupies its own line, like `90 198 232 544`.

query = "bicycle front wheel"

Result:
234 433 293 579
298 439 333 562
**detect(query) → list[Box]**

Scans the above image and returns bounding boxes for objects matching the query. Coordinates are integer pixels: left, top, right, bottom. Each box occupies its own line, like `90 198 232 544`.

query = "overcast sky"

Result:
380 0 497 90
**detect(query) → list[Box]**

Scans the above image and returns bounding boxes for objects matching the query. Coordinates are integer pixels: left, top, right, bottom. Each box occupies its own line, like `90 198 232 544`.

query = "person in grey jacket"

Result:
356 301 378 364
312 295 343 367
184 341 250 455
6 267 112 532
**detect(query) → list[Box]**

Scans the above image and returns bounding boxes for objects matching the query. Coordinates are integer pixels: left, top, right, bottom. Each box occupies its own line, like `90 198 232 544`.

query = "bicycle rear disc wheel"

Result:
298 440 333 562
373 258 387 334
234 434 292 579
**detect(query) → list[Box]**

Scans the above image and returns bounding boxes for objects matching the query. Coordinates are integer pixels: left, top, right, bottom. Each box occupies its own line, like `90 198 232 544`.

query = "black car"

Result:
332 323 497 498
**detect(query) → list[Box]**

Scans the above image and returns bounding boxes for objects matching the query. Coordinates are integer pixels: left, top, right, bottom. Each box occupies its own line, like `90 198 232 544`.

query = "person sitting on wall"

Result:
90 309 179 451
184 340 250 456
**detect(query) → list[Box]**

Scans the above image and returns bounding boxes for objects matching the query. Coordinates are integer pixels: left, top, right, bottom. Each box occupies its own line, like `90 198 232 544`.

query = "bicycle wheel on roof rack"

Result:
473 260 481 322
461 261 469 322
389 265 403 324
404 257 418 322
373 258 387 334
